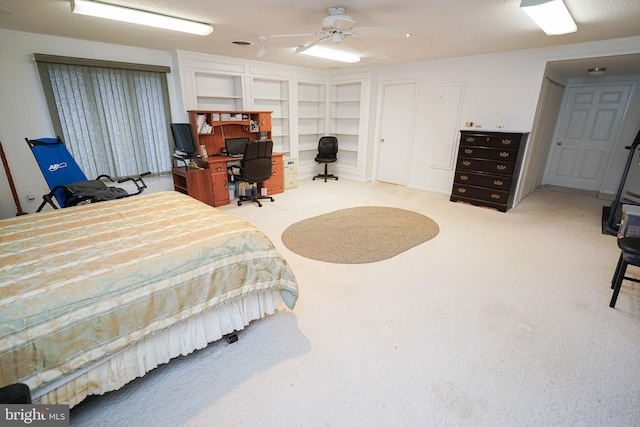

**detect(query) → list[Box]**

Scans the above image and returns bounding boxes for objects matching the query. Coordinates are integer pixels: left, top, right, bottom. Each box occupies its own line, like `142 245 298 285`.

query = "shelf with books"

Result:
188 110 272 156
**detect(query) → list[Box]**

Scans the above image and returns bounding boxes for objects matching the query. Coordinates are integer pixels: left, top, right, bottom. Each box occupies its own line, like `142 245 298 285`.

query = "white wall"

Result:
375 37 640 196
0 30 181 218
2 29 640 218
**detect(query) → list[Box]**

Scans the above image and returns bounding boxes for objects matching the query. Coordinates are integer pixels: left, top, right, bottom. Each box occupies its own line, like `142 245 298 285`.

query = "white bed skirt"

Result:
34 289 283 408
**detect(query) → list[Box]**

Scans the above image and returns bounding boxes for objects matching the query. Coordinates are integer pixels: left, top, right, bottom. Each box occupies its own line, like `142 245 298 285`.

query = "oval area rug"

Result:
281 206 439 264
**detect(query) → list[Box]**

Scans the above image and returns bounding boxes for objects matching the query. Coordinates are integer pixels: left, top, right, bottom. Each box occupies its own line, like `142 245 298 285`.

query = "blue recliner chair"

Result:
26 137 150 212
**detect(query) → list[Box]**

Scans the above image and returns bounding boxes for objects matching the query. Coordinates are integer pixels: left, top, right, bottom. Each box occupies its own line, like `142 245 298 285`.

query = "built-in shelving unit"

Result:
329 81 362 169
252 78 290 155
194 73 243 110
297 81 327 170
177 51 371 181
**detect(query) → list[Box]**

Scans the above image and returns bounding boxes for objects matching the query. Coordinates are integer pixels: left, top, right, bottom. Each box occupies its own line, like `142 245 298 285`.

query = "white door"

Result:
377 82 417 185
543 83 633 191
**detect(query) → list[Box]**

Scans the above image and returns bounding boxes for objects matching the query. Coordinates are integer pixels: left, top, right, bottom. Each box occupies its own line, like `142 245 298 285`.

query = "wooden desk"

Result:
172 153 284 207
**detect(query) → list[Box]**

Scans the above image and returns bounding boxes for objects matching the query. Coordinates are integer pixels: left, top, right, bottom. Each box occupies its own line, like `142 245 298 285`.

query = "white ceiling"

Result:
1 0 640 77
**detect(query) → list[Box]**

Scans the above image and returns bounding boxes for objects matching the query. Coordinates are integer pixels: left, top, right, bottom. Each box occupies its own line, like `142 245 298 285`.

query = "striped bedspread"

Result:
0 191 298 394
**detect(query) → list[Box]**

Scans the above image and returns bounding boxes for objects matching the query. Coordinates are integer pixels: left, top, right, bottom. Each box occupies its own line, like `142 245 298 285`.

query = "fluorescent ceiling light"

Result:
520 0 576 35
299 46 360 63
70 0 213 36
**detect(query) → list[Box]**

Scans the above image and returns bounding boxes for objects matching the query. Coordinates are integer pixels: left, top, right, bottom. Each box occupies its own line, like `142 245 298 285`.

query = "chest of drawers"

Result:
450 131 528 212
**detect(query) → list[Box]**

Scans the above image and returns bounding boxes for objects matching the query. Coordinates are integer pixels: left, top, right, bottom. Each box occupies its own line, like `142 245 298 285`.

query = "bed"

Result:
0 191 298 407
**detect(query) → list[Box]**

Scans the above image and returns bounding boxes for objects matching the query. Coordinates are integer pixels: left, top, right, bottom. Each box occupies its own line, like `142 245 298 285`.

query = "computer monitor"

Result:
225 137 250 158
170 123 198 157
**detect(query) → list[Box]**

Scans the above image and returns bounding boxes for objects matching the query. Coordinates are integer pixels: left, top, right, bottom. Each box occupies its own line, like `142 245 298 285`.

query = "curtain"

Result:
35 56 173 178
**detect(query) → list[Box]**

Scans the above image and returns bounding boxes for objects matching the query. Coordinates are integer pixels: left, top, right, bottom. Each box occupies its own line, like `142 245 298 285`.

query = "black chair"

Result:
233 139 275 207
0 383 31 404
610 237 640 307
313 136 338 182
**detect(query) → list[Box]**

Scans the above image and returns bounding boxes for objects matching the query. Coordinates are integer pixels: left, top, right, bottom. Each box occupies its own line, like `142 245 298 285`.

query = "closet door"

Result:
543 82 633 191
376 82 417 185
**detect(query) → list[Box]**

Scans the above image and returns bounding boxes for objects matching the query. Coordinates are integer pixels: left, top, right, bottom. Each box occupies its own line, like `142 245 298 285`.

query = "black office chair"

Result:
610 237 640 308
233 139 275 207
0 383 31 404
313 136 338 182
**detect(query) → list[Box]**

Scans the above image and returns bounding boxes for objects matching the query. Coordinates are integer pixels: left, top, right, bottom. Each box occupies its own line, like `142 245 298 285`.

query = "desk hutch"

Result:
172 110 284 207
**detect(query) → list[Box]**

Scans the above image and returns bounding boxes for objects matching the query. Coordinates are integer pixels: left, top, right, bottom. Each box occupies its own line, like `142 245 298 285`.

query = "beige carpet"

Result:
68 181 640 426
281 206 439 263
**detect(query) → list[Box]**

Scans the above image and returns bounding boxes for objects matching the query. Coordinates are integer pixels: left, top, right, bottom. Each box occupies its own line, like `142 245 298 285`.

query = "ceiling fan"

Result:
270 6 409 54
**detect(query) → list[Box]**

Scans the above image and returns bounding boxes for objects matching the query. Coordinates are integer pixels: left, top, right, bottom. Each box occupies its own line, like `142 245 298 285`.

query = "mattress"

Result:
0 191 298 405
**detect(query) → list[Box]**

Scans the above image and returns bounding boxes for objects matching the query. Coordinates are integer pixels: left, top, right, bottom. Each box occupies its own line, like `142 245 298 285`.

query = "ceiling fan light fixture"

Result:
299 45 360 63
70 0 213 35
520 0 576 35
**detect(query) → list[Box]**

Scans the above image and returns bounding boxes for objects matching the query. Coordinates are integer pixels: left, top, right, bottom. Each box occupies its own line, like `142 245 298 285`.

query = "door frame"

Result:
373 79 419 184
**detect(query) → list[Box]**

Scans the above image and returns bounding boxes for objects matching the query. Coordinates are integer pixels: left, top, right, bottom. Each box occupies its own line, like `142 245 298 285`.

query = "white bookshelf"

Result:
329 82 362 168
297 81 327 171
195 73 243 110
252 78 290 155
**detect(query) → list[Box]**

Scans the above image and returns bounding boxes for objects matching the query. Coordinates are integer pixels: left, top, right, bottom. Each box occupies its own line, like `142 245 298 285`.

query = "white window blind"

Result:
35 55 173 178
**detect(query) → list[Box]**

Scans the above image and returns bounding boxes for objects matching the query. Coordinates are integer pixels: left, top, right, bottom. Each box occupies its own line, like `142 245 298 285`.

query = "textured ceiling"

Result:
1 0 639 74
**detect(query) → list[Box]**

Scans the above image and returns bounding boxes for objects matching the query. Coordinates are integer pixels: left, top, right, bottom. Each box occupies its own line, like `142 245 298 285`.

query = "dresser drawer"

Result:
454 171 512 191
452 184 509 205
455 158 515 175
461 133 522 150
457 146 518 162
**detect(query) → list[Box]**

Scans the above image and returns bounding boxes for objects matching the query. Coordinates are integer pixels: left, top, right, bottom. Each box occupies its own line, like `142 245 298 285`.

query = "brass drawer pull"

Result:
215 166 222 171
501 139 512 145
491 194 501 199
462 161 471 166
457 188 467 193
499 152 510 158
466 137 475 143
494 180 504 186
464 148 473 154
460 175 469 181
496 165 507 171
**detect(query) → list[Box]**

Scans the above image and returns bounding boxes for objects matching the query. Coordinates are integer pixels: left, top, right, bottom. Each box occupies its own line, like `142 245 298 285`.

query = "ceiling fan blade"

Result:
270 32 324 39
351 26 409 39
295 35 331 54
344 35 370 52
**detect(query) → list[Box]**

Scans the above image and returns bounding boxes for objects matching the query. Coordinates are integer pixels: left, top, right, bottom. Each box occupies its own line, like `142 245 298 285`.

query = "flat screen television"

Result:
225 137 250 158
170 123 198 157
